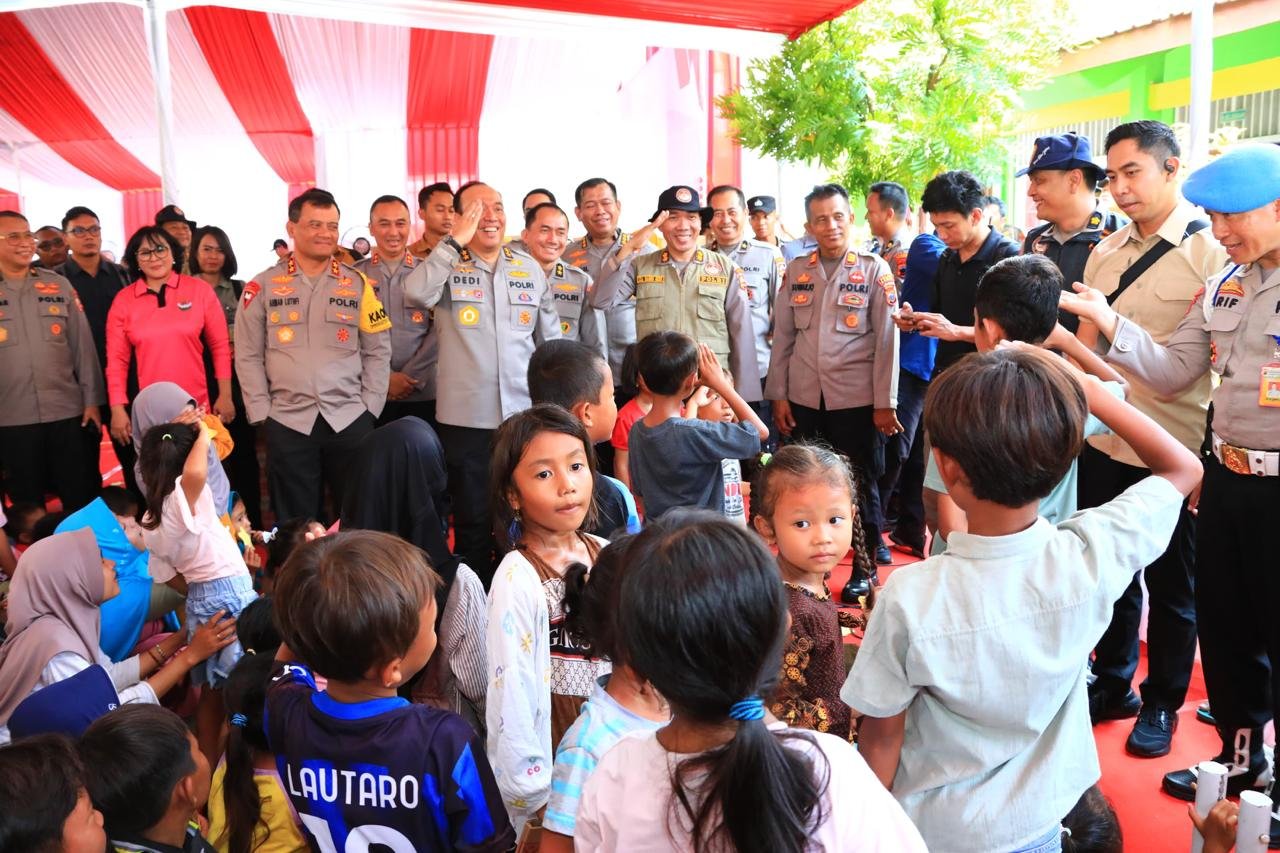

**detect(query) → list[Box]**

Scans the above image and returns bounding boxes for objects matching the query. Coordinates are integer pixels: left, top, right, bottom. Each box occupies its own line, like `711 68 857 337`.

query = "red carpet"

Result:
831 544 1229 853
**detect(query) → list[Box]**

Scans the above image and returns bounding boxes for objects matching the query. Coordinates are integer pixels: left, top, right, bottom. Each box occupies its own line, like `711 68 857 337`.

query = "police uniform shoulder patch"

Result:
242 281 261 308
359 278 391 334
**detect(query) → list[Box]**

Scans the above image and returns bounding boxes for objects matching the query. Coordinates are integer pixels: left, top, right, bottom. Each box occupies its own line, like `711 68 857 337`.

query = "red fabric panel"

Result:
122 189 163 239
447 0 862 39
707 52 741 189
406 29 493 190
0 188 19 211
185 6 315 187
0 13 160 194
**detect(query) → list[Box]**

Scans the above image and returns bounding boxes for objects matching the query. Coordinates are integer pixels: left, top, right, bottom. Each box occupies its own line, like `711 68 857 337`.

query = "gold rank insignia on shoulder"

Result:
694 249 705 264
330 259 341 277
502 246 515 262
1088 211 1103 229
555 262 565 279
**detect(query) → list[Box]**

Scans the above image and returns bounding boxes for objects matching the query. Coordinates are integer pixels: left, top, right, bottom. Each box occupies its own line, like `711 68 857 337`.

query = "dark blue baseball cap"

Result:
1017 132 1104 180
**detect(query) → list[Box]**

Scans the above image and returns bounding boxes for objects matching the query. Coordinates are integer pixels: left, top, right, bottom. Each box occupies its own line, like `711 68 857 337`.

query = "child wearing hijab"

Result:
0 529 235 744
130 381 234 519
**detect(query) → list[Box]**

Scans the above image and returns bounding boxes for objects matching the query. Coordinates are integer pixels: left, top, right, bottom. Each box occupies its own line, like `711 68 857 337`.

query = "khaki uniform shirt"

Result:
234 255 392 433
1107 262 1280 451
0 270 104 427
544 260 606 361
1083 202 1227 464
711 237 785 378
564 232 653 384
209 277 239 344
403 241 560 430
868 228 912 288
766 249 900 411
354 252 438 402
591 248 762 401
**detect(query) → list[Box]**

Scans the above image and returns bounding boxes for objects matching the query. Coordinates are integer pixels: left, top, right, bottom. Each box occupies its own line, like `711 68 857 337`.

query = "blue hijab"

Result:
56 499 152 662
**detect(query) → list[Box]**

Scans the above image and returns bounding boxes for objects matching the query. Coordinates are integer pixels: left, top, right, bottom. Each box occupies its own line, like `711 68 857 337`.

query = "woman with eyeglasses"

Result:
105 227 233 447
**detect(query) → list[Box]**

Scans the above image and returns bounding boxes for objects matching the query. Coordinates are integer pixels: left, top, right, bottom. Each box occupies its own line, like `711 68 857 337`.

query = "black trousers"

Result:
791 400 884 559
748 374 777 453
379 399 438 430
437 423 497 587
878 370 929 548
1080 444 1198 710
220 376 262 529
1196 455 1280 736
1 417 99 513
264 412 374 525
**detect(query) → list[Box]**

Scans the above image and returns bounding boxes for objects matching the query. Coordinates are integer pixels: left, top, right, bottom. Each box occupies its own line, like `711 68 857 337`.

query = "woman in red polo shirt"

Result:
106 226 233 445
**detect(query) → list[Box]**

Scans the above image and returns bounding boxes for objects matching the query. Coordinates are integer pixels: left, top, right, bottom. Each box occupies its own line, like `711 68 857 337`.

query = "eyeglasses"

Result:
137 244 171 261
2 231 35 245
37 238 66 251
68 225 102 237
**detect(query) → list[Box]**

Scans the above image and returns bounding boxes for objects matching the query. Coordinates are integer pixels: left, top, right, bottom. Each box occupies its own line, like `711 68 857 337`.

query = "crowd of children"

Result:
3 246 1250 853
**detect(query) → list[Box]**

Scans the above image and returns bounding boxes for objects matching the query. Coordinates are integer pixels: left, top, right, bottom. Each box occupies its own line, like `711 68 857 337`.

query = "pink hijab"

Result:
0 528 107 725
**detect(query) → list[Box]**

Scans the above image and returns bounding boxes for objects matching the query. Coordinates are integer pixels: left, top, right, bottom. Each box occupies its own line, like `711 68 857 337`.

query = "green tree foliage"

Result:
721 0 1074 200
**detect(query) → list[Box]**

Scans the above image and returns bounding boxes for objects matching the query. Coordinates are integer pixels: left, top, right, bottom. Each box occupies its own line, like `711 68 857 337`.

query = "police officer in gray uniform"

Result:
355 195 438 427
1059 145 1280 828
0 210 104 512
522 202 606 360
403 180 560 583
235 189 392 523
565 178 654 393
707 184 785 442
768 184 901 602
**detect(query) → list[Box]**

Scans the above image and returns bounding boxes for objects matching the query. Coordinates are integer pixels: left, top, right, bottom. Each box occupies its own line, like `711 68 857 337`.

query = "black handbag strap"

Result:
1107 219 1209 305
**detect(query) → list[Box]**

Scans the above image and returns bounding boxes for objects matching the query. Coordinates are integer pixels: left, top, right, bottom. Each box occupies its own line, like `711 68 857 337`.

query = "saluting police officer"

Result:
354 195 439 428
767 184 901 602
1061 144 1280 826
707 185 785 442
403 181 561 584
0 210 104 512
1018 132 1125 331
564 178 653 396
522 202 606 360
590 185 762 401
235 189 392 524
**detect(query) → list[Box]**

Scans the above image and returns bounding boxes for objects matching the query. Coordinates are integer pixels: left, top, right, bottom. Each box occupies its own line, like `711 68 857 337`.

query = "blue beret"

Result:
1183 144 1280 214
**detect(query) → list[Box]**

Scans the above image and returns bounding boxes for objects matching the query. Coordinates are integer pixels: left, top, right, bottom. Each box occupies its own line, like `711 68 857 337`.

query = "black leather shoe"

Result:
841 575 870 605
1162 760 1270 802
888 531 925 558
874 544 893 565
1197 701 1216 725
1088 684 1141 725
1126 706 1178 757
1162 727 1270 802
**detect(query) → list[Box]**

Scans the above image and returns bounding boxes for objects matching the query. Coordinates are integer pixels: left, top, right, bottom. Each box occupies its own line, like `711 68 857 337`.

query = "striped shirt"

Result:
543 675 664 837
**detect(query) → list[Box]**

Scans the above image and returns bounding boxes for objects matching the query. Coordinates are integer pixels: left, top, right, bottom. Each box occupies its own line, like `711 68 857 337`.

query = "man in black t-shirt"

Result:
897 170 1020 373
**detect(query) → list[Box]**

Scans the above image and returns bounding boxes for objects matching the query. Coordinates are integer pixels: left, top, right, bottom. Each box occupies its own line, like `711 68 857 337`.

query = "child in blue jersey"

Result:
541 534 668 852
267 530 515 853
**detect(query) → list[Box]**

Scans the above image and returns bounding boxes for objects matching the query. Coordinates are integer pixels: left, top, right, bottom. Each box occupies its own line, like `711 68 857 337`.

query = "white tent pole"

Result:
143 0 179 203
1188 0 1214 169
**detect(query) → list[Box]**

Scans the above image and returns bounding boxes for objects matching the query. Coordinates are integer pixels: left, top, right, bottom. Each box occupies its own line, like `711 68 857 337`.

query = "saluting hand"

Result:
618 212 668 261
450 199 485 248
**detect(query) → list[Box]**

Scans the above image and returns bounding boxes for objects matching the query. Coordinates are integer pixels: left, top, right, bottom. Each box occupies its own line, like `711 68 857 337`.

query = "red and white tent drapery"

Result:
0 1 857 262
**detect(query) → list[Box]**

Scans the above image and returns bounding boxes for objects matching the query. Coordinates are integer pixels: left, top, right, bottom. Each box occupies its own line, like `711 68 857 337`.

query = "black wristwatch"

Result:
443 236 464 254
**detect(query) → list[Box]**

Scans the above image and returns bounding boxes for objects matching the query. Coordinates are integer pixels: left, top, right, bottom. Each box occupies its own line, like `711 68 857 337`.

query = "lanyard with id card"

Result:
1261 335 1280 408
